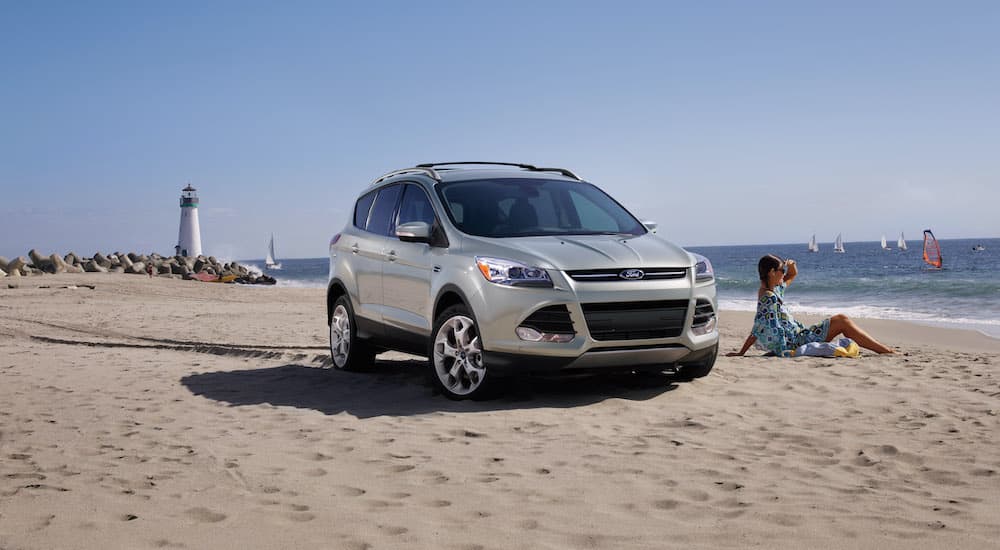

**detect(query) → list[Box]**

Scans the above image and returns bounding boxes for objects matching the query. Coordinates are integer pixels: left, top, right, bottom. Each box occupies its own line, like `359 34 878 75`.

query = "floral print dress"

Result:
752 283 830 356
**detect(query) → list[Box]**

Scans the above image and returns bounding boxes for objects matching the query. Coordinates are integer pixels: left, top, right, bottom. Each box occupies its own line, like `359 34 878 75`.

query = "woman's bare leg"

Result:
826 314 895 354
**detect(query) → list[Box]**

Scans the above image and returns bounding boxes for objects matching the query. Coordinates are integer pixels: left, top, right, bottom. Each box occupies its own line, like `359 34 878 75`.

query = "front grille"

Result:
692 299 715 327
567 267 688 282
581 300 688 341
520 305 574 334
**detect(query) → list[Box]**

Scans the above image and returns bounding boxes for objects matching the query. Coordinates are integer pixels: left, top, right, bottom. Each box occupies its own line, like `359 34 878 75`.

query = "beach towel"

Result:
791 337 860 358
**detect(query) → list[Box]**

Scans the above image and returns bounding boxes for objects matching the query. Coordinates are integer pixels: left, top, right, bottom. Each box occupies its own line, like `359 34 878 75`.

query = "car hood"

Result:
461 233 694 271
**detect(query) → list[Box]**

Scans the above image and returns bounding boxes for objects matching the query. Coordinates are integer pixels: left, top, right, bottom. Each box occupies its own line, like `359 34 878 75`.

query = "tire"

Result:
675 343 718 380
329 295 375 371
429 304 490 400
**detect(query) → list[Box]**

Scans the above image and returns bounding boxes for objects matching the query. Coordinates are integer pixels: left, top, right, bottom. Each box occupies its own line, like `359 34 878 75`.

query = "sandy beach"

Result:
2 273 998 549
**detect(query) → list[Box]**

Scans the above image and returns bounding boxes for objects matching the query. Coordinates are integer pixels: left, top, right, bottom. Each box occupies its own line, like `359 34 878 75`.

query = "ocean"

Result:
243 237 1000 338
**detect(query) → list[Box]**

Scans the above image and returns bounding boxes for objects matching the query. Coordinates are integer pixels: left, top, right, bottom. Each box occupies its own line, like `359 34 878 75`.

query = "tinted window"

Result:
367 184 403 236
354 191 376 229
397 184 438 229
436 178 646 238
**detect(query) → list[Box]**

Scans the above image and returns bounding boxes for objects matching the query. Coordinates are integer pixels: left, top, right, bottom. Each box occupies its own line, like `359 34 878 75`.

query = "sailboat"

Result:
833 233 845 253
807 234 819 253
922 229 942 269
265 234 282 270
880 234 891 250
897 232 908 251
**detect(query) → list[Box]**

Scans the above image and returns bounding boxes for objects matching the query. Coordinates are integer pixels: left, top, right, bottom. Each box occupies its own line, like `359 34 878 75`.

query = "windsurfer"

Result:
727 254 896 357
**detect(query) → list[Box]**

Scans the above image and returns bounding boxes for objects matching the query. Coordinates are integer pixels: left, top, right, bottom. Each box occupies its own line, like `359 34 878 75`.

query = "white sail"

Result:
881 234 890 250
265 234 282 269
808 234 819 252
897 232 907 251
834 233 845 253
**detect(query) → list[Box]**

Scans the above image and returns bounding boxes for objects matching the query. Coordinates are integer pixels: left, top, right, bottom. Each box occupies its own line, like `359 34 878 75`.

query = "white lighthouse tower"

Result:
176 184 202 257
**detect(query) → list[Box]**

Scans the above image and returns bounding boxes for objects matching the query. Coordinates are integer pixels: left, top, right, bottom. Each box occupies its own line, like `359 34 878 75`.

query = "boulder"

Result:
84 260 108 273
28 249 54 272
159 264 172 275
119 254 134 269
110 266 125 273
193 258 207 273
127 252 140 263
0 267 5 277
65 264 84 274
93 253 112 268
128 262 145 275
0 256 8 271
7 268 21 278
170 262 186 275
64 253 80 265
49 253 68 274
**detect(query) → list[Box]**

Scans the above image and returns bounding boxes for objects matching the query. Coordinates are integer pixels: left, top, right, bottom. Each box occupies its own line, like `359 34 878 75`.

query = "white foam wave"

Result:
275 278 327 289
718 299 1000 338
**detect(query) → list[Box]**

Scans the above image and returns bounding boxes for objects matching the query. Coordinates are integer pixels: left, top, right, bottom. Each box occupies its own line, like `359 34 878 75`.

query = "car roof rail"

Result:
416 161 582 181
371 167 441 186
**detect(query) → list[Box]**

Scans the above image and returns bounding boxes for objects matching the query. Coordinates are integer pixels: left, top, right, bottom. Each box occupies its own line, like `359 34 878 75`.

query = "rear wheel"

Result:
329 295 375 371
430 305 489 400
675 343 718 380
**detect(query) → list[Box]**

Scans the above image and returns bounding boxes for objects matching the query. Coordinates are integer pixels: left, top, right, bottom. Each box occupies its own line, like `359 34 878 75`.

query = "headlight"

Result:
475 257 553 288
692 253 715 282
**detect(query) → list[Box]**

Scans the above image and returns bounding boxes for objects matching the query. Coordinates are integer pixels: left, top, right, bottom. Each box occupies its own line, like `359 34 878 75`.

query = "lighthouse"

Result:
176 184 202 257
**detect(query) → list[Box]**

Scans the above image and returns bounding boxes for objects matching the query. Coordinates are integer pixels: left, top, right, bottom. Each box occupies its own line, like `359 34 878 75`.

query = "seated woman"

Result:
727 254 895 357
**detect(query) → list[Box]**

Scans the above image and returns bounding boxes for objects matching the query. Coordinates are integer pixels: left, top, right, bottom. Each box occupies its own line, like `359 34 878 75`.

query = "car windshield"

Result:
436 178 647 238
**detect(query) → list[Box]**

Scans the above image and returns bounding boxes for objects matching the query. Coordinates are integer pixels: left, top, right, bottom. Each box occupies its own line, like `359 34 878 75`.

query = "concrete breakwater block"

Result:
28 249 53 272
7 256 27 275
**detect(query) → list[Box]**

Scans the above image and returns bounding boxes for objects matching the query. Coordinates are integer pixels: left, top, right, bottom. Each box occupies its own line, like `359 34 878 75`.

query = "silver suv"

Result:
327 162 718 399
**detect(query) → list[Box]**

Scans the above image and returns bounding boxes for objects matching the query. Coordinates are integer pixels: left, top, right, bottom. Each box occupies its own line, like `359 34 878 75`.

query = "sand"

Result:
1 273 998 549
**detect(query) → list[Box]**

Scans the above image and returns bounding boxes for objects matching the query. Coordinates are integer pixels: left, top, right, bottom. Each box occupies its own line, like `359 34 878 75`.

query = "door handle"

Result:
386 250 397 262
350 244 360 254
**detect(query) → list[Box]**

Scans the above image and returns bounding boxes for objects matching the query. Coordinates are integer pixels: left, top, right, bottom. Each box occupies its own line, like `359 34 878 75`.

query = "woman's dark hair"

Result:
758 254 784 281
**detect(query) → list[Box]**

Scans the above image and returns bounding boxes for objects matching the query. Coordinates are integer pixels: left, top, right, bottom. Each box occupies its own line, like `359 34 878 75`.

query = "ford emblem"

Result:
619 269 645 280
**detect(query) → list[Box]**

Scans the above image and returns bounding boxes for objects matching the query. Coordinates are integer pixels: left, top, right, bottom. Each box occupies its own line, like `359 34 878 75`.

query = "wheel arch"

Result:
433 284 472 322
326 279 349 324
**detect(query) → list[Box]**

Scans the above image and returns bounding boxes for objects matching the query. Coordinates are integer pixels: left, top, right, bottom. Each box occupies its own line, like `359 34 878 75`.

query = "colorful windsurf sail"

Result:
922 229 942 269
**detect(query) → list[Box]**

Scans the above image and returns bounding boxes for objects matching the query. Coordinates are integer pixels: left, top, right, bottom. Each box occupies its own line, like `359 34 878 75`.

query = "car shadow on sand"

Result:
180 356 683 418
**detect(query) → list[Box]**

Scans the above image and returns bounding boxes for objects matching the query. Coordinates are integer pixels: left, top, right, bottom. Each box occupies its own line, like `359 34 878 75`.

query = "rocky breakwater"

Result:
0 250 275 285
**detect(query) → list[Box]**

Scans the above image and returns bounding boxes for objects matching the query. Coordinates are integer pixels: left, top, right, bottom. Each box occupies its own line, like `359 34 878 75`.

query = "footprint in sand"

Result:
653 499 679 510
185 507 226 523
336 486 366 497
286 512 315 522
303 468 327 477
519 519 539 530
377 525 408 536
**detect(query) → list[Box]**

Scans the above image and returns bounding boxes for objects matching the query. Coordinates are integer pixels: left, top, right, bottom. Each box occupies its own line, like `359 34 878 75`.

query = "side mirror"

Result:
642 220 658 233
396 221 432 243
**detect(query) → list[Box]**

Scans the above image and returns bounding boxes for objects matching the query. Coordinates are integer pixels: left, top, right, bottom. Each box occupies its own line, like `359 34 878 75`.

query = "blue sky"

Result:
2 1 997 259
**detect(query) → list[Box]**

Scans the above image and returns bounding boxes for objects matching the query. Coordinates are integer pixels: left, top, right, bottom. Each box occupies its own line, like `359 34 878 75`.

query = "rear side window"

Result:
367 184 403 236
354 191 376 229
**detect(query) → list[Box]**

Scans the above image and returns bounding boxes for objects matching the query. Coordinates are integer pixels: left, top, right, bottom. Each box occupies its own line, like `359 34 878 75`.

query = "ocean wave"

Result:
717 298 1000 338
275 277 327 289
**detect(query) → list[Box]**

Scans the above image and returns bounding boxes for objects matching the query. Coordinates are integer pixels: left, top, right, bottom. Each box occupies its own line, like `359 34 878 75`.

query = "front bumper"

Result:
463 267 720 373
486 342 717 376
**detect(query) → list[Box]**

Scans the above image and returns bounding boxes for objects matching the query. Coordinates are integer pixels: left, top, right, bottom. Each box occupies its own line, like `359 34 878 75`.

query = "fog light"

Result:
692 316 717 336
516 326 574 343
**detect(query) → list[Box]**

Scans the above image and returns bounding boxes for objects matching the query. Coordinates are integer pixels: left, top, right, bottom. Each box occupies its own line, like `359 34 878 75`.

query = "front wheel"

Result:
329 296 375 371
430 305 490 400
